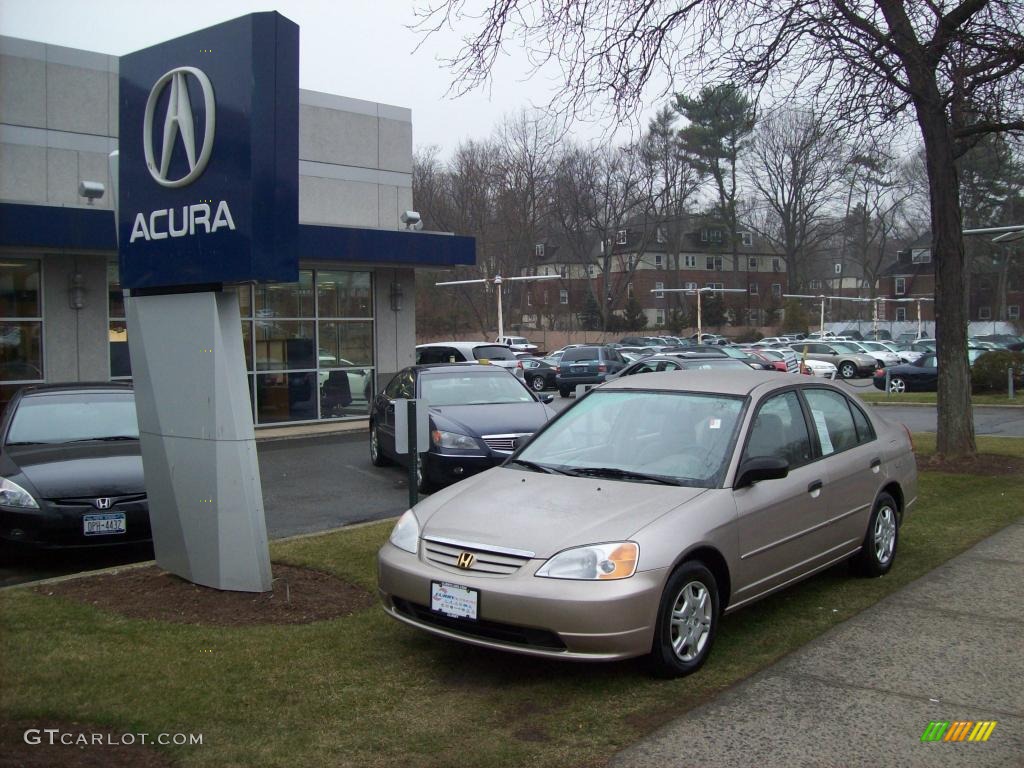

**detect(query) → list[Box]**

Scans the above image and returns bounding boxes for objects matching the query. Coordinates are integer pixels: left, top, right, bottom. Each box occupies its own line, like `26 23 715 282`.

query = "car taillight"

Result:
874 368 885 377
516 360 523 369
554 365 560 373
598 364 607 373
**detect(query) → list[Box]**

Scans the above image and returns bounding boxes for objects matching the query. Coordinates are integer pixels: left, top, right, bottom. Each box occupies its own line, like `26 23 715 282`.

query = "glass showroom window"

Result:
247 269 374 425
0 259 44 414
108 263 131 380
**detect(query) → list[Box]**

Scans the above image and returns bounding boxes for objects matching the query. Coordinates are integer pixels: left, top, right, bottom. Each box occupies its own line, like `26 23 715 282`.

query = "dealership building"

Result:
0 33 473 424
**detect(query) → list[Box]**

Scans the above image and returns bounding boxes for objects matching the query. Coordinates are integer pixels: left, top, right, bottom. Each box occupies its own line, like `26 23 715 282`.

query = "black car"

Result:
872 348 987 392
520 357 558 392
369 364 555 491
0 383 150 548
555 345 629 397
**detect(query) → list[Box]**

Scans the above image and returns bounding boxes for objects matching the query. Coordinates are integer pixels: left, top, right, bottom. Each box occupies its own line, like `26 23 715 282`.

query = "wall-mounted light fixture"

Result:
69 272 86 310
78 180 105 205
389 280 404 312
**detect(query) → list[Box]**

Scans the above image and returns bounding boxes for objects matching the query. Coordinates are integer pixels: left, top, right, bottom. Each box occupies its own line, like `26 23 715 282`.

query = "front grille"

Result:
423 537 533 575
481 433 530 453
49 493 147 509
392 597 566 651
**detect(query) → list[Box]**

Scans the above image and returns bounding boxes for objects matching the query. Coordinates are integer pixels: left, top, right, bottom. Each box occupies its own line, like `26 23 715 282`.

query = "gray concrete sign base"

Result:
614 520 1024 767
126 291 271 592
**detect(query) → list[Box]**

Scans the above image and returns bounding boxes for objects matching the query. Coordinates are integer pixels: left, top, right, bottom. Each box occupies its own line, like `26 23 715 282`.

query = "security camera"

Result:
78 181 105 201
400 210 421 226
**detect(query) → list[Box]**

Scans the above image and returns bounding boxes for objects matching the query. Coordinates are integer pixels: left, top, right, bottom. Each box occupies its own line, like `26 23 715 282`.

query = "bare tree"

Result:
414 0 1024 459
744 108 846 291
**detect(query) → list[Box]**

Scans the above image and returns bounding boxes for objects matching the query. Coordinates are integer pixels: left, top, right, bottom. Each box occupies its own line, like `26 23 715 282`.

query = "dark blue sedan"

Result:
369 364 555 492
872 349 987 393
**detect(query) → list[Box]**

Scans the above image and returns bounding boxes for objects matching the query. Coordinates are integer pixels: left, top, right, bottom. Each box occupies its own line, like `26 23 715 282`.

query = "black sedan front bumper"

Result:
0 496 151 548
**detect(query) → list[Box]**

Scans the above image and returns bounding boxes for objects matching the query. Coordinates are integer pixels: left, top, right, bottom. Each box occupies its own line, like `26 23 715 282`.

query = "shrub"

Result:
971 350 1024 393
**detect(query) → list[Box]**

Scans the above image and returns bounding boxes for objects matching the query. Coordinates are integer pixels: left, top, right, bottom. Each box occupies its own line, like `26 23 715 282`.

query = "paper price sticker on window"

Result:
811 410 835 455
709 418 721 429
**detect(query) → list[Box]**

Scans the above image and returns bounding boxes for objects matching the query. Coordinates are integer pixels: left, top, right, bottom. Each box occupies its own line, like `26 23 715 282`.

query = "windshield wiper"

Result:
506 458 567 475
5 441 42 446
66 435 138 443
560 467 683 486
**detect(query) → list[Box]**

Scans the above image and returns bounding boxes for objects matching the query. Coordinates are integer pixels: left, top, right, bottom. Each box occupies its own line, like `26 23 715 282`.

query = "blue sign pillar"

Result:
118 13 299 592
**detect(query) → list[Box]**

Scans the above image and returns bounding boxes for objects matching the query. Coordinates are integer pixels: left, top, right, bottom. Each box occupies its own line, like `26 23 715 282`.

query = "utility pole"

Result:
655 286 747 341
436 274 560 340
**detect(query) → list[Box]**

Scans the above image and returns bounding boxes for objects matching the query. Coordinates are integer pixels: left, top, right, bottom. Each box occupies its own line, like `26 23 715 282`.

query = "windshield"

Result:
516 390 744 488
420 371 534 406
7 392 138 444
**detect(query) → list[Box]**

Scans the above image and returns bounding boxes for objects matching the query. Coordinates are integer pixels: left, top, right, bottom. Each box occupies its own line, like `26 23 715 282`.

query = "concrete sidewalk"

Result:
614 520 1024 768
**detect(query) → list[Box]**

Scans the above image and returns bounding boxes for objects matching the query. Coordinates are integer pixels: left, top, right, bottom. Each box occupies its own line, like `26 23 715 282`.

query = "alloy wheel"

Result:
874 505 897 564
670 581 713 662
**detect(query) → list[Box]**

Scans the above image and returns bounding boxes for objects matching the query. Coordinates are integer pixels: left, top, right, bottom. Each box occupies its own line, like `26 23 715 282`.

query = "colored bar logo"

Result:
921 721 997 742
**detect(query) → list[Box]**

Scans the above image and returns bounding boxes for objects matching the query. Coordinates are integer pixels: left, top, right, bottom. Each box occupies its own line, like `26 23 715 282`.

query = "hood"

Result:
2 442 144 499
430 402 552 439
414 467 707 558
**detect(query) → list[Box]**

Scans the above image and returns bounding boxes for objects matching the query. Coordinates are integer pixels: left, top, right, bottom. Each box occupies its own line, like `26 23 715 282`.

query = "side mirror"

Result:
735 456 789 489
541 394 554 404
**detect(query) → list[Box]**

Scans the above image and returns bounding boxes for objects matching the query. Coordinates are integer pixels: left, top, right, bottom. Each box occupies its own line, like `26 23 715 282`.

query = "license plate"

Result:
571 365 586 372
431 581 478 620
83 512 126 536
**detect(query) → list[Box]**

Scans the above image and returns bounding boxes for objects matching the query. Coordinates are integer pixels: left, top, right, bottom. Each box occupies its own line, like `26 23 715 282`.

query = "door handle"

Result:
870 457 881 473
807 480 823 497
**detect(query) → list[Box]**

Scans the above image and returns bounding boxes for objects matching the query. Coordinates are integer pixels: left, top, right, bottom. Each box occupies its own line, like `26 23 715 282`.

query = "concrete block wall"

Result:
0 37 119 209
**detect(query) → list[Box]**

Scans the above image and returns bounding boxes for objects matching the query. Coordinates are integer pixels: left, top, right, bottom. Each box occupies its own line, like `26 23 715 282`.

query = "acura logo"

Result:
143 67 216 188
456 552 475 569
94 498 112 510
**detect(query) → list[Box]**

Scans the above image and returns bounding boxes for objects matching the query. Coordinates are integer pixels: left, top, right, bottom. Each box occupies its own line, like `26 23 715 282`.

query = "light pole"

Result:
878 296 934 339
436 274 561 339
654 286 747 341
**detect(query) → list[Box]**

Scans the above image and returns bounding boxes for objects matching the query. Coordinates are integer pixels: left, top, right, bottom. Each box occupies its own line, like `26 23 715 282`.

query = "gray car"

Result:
378 371 917 677
795 341 879 379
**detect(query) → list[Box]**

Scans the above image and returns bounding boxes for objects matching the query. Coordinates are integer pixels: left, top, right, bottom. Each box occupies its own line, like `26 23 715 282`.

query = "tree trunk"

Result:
916 103 976 459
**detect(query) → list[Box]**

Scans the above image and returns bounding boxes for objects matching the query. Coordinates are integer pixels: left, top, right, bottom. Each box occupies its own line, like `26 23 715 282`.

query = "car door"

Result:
800 388 879 550
732 389 834 606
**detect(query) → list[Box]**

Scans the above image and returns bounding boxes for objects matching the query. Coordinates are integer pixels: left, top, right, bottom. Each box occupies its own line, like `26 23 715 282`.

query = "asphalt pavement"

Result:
614 518 1024 768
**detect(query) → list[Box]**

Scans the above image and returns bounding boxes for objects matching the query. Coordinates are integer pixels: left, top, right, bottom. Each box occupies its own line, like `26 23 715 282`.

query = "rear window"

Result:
471 345 516 361
561 347 602 363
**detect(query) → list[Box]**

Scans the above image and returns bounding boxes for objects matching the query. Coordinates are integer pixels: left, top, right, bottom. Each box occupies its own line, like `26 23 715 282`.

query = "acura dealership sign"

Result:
118 13 299 289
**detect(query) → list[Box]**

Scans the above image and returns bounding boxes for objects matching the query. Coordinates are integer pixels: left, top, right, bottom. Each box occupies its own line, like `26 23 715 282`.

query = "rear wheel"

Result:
648 561 719 678
559 387 571 398
530 375 545 392
839 361 857 379
854 493 899 577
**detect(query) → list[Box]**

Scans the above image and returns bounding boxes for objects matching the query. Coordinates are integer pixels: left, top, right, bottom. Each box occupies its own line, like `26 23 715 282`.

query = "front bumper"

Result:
423 452 501 487
0 499 152 548
378 541 667 660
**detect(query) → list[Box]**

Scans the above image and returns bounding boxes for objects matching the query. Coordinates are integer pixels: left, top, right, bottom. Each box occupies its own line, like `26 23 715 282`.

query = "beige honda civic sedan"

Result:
378 370 917 677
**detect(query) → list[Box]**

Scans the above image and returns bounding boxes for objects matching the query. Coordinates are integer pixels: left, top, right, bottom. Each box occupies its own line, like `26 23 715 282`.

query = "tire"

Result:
415 453 434 494
530 375 546 392
839 361 857 379
648 561 720 678
888 377 907 394
854 492 899 577
559 387 571 398
369 424 389 467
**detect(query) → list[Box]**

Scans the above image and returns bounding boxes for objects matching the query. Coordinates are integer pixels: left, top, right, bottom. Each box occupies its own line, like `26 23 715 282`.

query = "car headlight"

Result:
0 477 39 509
536 542 638 580
389 509 419 554
431 429 479 450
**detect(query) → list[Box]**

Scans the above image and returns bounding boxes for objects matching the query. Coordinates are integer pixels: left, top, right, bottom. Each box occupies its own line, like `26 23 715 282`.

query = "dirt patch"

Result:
0 719 176 768
34 563 375 627
917 452 1024 477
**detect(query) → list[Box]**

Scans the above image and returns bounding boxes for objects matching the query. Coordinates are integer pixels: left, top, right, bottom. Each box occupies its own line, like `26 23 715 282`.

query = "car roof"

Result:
600 369 814 397
16 382 134 398
417 341 510 350
414 363 517 375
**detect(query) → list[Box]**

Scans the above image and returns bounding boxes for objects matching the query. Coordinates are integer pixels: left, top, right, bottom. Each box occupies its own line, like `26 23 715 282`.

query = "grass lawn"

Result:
3 438 1023 767
858 391 1022 406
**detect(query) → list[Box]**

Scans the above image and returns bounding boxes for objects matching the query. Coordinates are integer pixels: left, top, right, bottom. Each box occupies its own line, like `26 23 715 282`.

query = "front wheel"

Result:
559 387 571 398
369 424 389 466
529 375 546 392
839 361 857 379
648 561 719 678
854 493 899 577
888 377 907 394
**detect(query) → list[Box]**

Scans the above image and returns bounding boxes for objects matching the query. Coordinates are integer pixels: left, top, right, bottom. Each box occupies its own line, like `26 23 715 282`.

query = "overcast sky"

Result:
0 0 653 153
